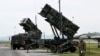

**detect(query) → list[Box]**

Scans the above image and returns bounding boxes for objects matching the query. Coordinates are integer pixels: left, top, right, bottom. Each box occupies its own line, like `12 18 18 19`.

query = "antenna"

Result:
59 0 61 13
35 15 37 26
59 0 63 38
35 0 37 28
14 26 16 34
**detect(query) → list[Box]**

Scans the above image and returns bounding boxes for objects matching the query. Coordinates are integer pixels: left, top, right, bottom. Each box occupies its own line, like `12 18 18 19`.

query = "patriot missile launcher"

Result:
11 18 42 50
39 4 79 53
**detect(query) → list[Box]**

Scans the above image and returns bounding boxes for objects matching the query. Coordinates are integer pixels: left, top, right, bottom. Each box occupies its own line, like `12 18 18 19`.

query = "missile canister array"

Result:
39 4 79 39
19 18 42 39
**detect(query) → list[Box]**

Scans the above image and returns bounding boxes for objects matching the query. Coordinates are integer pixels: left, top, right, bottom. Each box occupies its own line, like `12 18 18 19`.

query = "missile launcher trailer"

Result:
11 18 42 50
39 4 79 53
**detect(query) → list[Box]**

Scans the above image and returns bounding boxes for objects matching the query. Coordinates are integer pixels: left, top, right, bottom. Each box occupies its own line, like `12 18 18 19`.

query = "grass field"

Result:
0 41 11 47
54 43 100 56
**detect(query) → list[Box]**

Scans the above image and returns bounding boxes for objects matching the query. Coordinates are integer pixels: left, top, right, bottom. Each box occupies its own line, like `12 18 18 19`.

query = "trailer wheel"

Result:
57 47 63 53
50 45 57 53
17 47 20 50
23 46 26 50
12 45 16 50
69 47 76 52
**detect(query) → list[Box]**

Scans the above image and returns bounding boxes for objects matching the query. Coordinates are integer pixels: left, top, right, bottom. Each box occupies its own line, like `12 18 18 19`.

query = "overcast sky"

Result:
0 0 100 37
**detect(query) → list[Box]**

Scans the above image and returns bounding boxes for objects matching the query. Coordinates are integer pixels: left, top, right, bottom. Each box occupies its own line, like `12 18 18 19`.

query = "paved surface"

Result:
18 49 57 56
0 44 57 56
0 47 24 56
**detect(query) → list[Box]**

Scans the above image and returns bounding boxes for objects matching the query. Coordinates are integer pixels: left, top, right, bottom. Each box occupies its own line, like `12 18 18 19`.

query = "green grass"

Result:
0 41 10 44
0 41 11 47
55 43 100 56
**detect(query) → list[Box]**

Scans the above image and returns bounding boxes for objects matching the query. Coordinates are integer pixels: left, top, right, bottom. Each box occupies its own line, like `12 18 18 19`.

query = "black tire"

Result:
23 46 26 50
12 45 16 50
17 46 20 50
69 47 76 52
57 46 63 53
50 45 57 53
